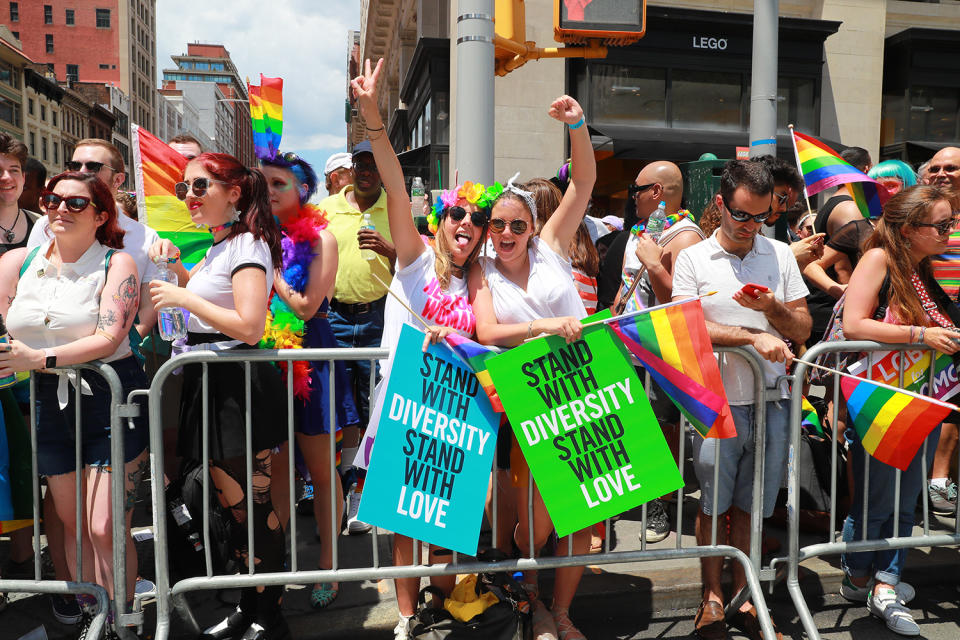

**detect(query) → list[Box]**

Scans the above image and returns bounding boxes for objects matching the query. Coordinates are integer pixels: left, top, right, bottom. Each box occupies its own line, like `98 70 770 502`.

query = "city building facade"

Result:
170 80 235 156
157 88 203 147
74 81 130 184
0 27 27 140
23 64 63 176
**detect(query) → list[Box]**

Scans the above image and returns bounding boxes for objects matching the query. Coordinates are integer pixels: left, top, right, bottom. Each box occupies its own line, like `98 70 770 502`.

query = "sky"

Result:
155 0 360 196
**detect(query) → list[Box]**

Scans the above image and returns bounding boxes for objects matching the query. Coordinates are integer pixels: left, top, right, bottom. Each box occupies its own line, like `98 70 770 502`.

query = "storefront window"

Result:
881 92 906 145
672 69 742 131
588 64 665 126
434 92 449 145
776 77 816 134
908 87 959 141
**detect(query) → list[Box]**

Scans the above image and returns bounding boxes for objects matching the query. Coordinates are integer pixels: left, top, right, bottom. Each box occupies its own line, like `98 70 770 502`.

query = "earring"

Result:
904 238 911 249
230 207 241 222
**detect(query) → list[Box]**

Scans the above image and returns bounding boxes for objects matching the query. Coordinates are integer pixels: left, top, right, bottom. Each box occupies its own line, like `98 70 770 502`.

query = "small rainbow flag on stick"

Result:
790 128 890 219
841 375 953 471
801 396 824 437
248 74 283 159
132 125 211 267
444 333 505 413
608 298 736 439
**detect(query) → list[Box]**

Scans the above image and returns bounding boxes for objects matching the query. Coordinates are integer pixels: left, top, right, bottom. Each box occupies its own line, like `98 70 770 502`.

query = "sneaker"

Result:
927 482 957 515
296 481 314 517
841 575 915 604
393 615 413 640
346 484 372 534
50 594 84 625
642 498 669 543
868 586 920 636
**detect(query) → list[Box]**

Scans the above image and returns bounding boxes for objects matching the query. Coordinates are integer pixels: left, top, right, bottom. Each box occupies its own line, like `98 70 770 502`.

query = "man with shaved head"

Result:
597 160 706 544
925 146 960 189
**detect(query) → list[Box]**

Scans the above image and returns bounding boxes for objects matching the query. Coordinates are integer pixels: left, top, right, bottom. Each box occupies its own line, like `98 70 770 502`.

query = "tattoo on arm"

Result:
112 275 140 327
97 308 118 331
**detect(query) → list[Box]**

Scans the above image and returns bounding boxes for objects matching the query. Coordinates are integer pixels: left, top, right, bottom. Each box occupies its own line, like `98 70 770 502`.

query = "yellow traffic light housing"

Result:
553 0 647 46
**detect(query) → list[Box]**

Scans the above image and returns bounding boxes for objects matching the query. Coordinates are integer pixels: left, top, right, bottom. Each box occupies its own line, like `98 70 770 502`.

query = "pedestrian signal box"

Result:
554 0 647 45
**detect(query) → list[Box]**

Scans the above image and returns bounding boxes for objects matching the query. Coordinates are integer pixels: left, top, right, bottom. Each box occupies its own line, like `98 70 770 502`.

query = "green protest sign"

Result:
486 324 682 537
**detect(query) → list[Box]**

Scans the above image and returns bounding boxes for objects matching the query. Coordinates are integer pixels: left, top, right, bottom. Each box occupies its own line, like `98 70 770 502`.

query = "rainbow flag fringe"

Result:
791 130 889 219
609 299 736 439
132 125 212 267
248 75 283 159
444 333 505 413
841 376 952 471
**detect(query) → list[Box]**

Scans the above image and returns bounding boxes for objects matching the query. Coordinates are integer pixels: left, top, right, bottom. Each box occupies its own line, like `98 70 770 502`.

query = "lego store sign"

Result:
691 35 728 50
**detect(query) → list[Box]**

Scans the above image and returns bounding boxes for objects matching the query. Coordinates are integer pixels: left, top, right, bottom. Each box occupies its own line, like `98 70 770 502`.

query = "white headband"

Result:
503 172 537 221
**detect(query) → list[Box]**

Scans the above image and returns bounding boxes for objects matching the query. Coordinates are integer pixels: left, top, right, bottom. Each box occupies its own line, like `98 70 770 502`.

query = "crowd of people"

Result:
0 55 958 640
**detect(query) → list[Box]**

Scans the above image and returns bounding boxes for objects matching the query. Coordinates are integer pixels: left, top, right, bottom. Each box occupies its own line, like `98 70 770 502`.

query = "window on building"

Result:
672 69 742 131
27 98 33 115
44 4 52 24
9 2 17 22
46 63 54 75
53 141 58 164
66 64 79 82
52 110 57 126
42 137 48 161
28 132 34 156
66 9 75 25
96 8 111 28
11 31 17 40
40 104 46 121
907 86 959 141
583 64 667 126
99 64 110 70
45 34 54 54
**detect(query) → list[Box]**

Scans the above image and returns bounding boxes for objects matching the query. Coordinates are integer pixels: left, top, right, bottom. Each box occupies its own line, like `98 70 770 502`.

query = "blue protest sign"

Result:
358 323 500 555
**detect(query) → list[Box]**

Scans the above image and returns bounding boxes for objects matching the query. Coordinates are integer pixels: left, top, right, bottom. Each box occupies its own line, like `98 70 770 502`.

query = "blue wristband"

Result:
568 118 585 130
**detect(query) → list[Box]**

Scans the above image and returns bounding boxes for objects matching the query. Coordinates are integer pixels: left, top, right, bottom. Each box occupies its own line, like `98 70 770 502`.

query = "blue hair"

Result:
260 152 319 205
868 160 917 188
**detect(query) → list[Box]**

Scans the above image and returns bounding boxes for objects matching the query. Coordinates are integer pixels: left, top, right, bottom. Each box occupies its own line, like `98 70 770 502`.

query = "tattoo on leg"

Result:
125 457 149 511
112 275 140 327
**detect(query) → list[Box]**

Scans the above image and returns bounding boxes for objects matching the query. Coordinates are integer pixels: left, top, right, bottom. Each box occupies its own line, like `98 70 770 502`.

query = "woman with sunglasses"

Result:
0 171 149 636
352 58 493 640
258 150 360 610
840 185 960 636
469 94 596 640
149 153 289 640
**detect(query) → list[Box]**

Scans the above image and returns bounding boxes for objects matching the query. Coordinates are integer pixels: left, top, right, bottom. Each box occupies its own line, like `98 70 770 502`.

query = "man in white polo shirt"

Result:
672 159 810 640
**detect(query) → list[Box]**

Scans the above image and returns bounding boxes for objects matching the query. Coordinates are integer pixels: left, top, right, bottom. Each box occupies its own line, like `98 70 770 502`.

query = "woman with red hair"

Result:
149 152 288 640
0 171 149 636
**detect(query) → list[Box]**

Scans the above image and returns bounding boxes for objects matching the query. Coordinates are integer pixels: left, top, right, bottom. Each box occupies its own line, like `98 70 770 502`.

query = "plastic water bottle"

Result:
361 213 376 261
154 258 187 341
0 315 16 387
410 177 425 219
646 201 667 243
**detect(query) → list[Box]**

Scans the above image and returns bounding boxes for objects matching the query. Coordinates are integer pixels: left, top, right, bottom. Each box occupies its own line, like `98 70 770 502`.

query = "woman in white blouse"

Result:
0 171 147 634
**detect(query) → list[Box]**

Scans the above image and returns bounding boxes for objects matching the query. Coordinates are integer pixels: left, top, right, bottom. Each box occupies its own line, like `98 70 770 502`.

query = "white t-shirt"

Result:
185 232 273 334
8 239 131 362
672 231 809 404
378 246 475 380
480 236 586 324
28 208 162 285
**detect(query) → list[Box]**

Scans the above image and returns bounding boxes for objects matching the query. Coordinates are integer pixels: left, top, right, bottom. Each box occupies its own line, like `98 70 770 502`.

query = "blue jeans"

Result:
841 425 940 585
328 302 384 427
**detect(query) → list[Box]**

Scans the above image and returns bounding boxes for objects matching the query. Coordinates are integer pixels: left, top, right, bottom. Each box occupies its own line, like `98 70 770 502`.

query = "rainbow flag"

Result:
444 333 504 413
801 396 824 436
841 376 953 471
932 231 960 299
609 299 736 439
132 125 211 267
791 130 889 219
248 74 283 159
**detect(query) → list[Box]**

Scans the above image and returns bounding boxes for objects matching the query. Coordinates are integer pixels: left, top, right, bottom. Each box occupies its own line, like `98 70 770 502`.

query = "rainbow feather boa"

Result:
259 204 328 400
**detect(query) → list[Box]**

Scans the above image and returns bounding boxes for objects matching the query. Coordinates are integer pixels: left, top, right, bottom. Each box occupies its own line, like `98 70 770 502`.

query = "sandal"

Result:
310 582 339 609
551 607 586 640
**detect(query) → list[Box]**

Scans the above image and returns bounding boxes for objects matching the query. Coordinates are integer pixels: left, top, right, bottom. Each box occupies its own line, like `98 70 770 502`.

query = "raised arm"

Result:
540 96 596 258
351 58 422 270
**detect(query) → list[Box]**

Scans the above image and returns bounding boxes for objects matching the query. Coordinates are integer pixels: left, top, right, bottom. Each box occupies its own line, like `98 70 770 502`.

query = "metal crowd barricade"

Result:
0 361 141 639
782 341 960 640
147 345 782 640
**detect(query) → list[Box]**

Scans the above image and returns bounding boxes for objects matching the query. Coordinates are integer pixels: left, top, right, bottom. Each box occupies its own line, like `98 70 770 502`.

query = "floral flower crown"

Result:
427 181 504 233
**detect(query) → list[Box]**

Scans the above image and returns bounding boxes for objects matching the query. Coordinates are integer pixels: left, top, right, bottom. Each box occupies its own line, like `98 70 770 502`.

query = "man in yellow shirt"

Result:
321 141 396 533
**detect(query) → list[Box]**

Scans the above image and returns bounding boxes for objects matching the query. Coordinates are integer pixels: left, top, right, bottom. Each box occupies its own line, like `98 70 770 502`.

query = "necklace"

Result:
0 208 21 243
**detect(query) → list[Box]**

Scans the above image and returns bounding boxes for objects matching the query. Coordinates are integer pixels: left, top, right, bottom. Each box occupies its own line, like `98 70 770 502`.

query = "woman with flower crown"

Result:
258 151 361 611
469 94 596 640
352 58 500 640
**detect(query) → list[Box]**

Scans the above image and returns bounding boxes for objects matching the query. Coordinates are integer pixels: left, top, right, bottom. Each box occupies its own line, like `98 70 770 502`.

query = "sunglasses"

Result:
446 206 488 227
352 161 378 174
773 190 790 206
175 177 229 200
41 192 92 213
914 218 958 236
65 160 116 173
489 218 529 235
628 183 656 197
723 196 772 224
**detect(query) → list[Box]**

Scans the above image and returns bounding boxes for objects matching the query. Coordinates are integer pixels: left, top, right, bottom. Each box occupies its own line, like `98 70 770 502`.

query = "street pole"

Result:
748 0 778 160
455 0 495 184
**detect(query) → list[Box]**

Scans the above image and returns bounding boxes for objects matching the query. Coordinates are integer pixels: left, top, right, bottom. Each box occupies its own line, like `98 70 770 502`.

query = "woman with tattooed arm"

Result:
0 171 149 635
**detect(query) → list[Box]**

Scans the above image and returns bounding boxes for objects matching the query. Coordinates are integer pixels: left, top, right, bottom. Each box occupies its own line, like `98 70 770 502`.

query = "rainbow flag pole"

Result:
586 291 718 327
787 124 817 223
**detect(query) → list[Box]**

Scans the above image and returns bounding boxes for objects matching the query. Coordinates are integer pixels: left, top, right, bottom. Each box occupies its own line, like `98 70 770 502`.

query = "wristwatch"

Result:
44 348 57 369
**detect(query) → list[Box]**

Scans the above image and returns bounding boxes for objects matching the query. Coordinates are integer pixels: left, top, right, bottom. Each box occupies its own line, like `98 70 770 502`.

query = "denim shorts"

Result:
692 401 790 518
35 356 148 476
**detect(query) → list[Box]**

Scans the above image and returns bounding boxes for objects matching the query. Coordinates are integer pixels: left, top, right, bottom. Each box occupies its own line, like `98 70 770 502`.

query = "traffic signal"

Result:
553 0 647 45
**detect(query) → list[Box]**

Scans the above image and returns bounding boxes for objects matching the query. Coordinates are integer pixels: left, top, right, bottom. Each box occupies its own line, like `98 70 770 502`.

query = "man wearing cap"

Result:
325 152 355 196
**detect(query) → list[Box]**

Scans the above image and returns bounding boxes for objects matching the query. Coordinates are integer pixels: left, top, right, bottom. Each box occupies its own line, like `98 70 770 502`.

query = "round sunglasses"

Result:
175 177 229 200
40 192 93 213
445 206 488 227
489 218 529 235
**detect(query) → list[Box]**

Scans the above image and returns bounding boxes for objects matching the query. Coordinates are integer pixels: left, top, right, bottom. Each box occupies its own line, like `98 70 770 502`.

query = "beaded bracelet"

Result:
909 325 916 343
